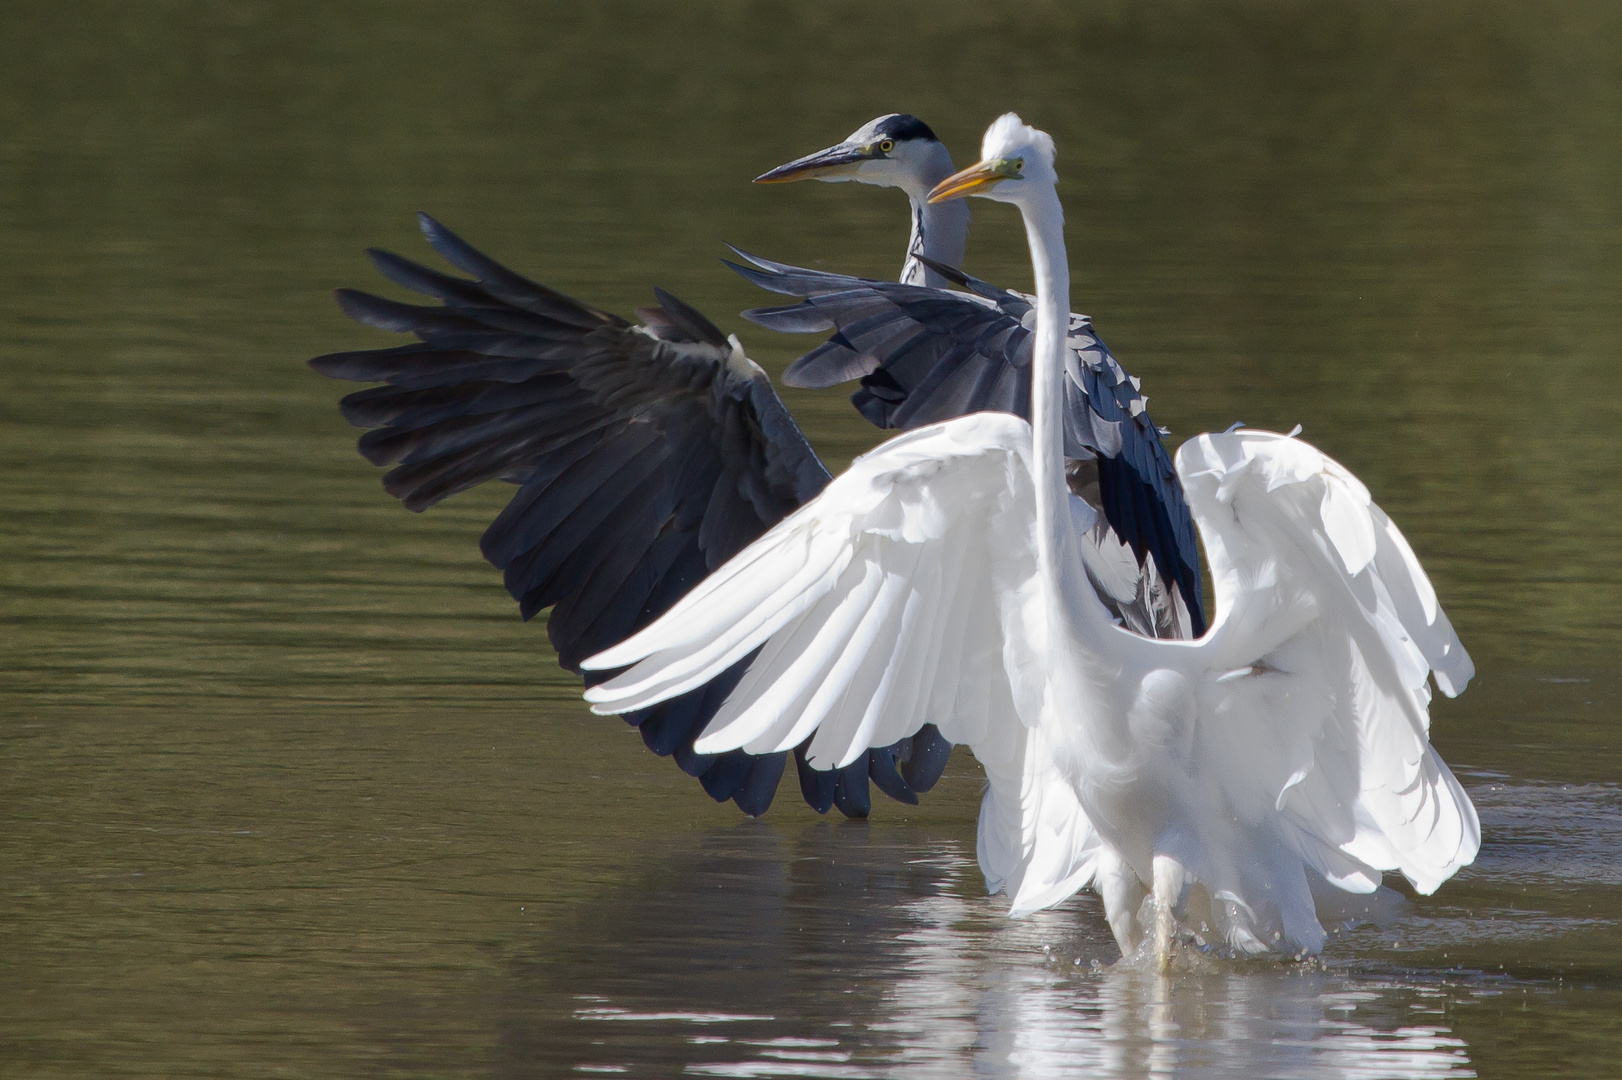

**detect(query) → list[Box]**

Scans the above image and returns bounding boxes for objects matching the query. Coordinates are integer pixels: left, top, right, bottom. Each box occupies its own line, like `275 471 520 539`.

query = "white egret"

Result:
741 115 1202 640
583 114 1479 961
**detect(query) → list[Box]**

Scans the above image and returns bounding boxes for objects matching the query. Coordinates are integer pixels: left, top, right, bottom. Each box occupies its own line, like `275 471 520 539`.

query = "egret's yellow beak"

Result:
927 158 1022 203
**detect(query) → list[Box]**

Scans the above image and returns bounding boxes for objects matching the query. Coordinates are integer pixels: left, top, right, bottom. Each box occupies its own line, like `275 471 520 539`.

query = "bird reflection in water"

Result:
494 825 1474 1079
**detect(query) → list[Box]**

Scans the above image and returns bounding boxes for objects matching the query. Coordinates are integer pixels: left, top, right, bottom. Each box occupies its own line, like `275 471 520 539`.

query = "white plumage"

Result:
585 114 1478 962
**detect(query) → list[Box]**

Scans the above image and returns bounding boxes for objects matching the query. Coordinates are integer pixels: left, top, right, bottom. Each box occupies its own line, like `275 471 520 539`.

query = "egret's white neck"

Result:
1017 184 1071 578
897 143 970 288
1015 181 1135 768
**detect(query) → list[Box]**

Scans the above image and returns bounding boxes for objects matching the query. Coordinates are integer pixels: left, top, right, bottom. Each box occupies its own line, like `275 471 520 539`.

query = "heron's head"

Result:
927 113 1056 206
754 114 951 197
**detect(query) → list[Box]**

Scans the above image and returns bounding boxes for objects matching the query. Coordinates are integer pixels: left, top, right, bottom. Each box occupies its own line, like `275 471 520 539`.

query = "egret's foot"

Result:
1153 898 1176 973
1149 853 1188 974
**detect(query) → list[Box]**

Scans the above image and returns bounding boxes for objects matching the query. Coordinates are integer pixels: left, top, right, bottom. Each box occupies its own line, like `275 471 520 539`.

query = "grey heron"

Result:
738 114 1203 641
584 115 1479 961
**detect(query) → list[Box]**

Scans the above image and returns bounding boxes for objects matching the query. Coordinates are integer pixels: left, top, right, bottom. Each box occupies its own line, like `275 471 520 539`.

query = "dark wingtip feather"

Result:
365 246 481 304
417 211 446 242
784 343 880 391
742 302 837 335
913 255 971 288
721 244 789 274
732 752 787 817
831 760 871 819
414 212 492 274
868 747 919 806
417 213 632 331
699 751 752 804
794 746 836 814
914 255 1006 302
900 726 953 794
724 257 796 297
645 287 728 348
309 345 356 378
416 213 494 281
333 288 422 333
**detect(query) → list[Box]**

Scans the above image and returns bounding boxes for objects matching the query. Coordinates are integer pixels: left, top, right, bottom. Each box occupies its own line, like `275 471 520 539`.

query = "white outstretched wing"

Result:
1177 430 1479 901
584 412 1101 910
584 413 1033 762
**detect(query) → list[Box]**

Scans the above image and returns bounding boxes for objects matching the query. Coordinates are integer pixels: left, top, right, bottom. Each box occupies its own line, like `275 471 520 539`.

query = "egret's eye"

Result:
878 139 895 154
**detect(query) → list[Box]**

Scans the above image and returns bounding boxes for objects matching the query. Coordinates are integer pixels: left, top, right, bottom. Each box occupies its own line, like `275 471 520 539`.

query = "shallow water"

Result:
3 2 1620 1077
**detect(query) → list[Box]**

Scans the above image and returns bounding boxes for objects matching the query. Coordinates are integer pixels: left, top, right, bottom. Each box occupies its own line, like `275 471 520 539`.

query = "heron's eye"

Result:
878 139 895 154
1013 158 1024 172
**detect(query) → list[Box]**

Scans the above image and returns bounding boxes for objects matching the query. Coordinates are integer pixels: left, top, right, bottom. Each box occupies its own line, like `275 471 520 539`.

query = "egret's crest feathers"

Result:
981 112 1055 166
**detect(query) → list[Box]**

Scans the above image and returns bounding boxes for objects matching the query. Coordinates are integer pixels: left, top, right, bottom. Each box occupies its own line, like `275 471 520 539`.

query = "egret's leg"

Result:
1150 854 1188 973
1095 847 1146 957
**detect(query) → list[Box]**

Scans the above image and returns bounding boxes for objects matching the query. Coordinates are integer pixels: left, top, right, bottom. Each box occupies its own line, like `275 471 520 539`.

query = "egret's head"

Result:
927 113 1056 206
754 114 949 194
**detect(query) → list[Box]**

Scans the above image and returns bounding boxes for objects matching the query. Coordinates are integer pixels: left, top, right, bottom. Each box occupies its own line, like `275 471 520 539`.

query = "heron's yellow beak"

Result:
927 158 1022 203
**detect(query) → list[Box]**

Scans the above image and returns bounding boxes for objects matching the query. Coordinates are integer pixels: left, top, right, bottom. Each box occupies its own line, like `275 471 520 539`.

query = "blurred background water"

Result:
2 1 1620 1076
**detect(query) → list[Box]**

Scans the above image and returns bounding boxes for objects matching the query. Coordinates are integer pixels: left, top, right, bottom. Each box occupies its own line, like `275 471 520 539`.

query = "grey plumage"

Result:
312 214 951 818
728 248 1205 638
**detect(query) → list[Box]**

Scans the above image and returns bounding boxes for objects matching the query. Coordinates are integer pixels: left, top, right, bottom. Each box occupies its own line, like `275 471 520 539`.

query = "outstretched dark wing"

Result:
312 214 952 817
728 249 1205 638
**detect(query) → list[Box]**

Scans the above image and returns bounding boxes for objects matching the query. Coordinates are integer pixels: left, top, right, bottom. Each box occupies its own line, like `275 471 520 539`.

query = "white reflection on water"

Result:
542 780 1622 1078
969 970 1472 1079
869 853 1476 1079
577 1008 777 1024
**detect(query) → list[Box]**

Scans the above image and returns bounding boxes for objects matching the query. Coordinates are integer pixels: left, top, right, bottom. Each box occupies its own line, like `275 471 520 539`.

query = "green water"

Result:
2 2 1619 1076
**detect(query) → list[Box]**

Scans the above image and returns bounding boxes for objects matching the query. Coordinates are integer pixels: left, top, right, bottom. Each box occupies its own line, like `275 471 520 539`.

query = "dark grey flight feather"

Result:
727 248 1206 638
312 214 953 818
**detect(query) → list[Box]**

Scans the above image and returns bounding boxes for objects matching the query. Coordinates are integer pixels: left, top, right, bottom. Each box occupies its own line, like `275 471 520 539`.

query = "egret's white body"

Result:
585 115 1478 960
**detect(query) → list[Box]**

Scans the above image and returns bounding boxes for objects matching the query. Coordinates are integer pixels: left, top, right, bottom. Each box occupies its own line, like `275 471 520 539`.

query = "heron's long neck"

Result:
899 144 970 288
900 199 970 287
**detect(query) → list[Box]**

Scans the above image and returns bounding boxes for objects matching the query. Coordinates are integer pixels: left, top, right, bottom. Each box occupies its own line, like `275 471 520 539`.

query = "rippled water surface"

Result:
3 2 1621 1077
